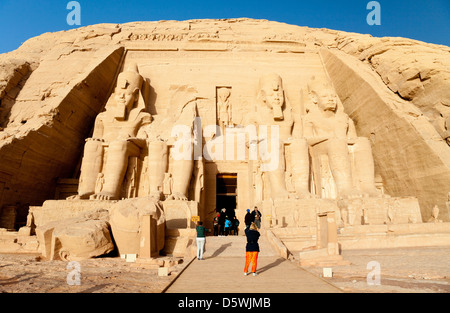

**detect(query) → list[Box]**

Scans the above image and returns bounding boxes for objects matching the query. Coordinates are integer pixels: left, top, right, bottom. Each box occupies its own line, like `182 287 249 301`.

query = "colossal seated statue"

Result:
69 64 151 200
138 85 198 201
303 79 380 198
249 73 311 200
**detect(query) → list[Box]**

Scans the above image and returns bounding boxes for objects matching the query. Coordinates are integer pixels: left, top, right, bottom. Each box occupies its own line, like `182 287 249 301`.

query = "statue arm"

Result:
128 113 152 148
303 116 328 145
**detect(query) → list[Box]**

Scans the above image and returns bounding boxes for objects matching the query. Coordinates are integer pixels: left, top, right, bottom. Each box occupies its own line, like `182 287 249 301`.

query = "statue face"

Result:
312 88 337 112
262 77 284 109
114 76 138 119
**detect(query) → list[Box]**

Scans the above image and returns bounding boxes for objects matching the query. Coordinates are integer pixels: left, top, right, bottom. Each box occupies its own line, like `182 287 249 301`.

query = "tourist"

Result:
218 208 226 236
232 216 240 235
213 212 219 236
224 216 232 236
251 206 262 229
196 221 210 260
244 222 260 276
244 209 253 229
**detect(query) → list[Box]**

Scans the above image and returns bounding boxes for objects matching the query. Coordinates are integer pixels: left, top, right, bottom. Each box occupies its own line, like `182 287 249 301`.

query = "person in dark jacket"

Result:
244 209 253 229
244 222 260 276
251 206 262 229
232 216 240 235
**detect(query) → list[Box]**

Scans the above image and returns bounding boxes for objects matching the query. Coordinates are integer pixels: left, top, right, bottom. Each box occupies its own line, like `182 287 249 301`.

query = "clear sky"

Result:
0 0 449 54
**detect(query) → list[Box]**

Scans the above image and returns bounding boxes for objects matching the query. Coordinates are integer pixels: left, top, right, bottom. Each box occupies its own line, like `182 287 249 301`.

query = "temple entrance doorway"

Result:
216 173 237 219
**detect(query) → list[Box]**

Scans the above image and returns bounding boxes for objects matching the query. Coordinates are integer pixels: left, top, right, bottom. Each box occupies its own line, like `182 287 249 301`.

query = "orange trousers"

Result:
244 251 259 273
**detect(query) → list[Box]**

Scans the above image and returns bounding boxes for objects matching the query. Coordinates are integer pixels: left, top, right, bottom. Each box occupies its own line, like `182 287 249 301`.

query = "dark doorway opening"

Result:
216 173 237 219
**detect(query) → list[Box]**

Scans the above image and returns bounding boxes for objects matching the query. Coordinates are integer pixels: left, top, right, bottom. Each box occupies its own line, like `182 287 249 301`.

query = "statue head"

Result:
113 63 143 120
258 73 285 120
307 78 338 113
217 87 231 104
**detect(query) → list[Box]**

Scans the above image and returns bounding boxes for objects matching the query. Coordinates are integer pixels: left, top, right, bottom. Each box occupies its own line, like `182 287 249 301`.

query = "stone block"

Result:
323 268 333 278
158 267 169 276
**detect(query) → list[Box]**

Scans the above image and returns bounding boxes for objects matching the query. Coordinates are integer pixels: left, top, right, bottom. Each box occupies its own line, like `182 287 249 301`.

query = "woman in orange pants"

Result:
244 222 260 276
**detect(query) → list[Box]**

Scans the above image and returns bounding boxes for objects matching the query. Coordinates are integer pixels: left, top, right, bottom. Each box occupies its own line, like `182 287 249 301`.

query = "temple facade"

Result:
0 19 449 259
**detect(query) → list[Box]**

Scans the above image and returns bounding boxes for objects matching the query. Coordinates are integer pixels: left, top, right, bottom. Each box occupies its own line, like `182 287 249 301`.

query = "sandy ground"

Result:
0 253 188 293
303 246 450 293
0 245 449 293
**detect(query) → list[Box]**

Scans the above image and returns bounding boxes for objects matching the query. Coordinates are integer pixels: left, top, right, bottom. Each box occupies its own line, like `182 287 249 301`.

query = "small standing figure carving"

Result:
217 87 232 135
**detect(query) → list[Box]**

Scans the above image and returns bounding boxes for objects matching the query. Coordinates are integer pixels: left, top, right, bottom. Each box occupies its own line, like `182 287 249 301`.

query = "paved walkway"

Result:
164 234 342 293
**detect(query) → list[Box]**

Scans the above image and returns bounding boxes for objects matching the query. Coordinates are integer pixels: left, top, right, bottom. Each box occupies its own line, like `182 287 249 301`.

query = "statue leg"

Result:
290 138 313 198
92 140 140 200
72 139 103 199
171 142 194 200
263 139 289 200
327 138 361 198
353 137 379 196
148 140 168 200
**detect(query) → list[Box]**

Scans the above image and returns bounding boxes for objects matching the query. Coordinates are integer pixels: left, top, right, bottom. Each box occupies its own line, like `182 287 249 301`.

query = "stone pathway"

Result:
164 234 342 293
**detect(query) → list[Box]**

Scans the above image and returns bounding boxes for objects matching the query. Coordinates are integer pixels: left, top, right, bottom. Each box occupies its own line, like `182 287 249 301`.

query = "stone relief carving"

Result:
128 31 219 42
217 87 232 134
129 33 186 41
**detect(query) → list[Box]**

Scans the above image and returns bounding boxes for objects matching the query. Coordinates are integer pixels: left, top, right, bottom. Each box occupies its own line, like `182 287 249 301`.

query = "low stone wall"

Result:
271 222 450 253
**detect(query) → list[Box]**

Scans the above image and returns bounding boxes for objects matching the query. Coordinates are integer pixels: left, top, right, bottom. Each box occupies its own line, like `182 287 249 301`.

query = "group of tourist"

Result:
195 206 263 276
213 208 240 236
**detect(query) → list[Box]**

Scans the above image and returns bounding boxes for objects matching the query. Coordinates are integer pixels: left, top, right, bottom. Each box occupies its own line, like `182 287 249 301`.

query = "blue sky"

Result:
0 0 449 54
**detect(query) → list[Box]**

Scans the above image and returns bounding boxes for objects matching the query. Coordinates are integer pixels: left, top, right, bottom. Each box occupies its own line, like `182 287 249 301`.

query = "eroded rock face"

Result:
0 18 449 230
0 59 32 129
0 44 124 215
334 34 450 144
